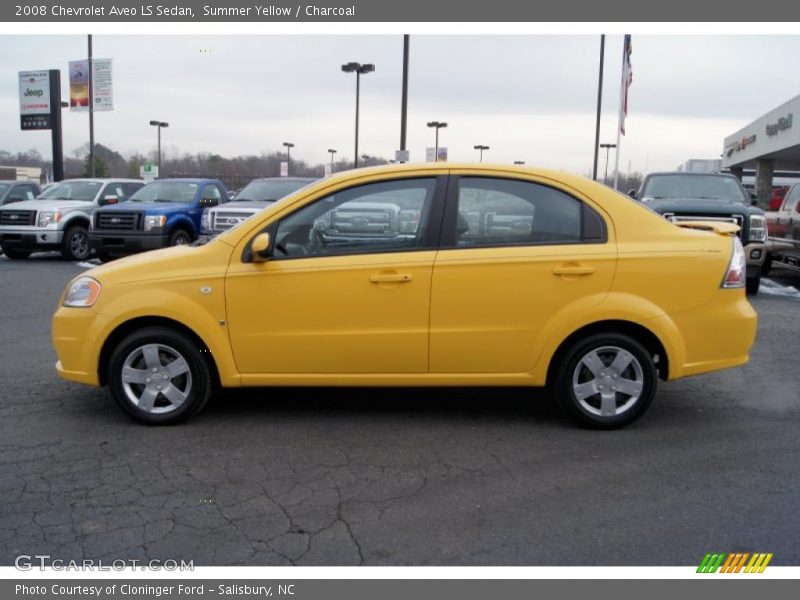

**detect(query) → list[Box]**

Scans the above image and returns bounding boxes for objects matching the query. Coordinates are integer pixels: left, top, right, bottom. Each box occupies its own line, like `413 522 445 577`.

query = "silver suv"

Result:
202 177 315 234
0 178 143 260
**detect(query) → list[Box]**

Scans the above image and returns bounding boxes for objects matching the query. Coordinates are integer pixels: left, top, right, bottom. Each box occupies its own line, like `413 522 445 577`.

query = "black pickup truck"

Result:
632 172 767 294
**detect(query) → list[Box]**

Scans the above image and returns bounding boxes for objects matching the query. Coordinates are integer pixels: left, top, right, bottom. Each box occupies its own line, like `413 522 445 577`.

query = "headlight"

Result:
63 276 102 308
37 211 61 227
201 210 210 232
749 215 767 242
144 215 167 231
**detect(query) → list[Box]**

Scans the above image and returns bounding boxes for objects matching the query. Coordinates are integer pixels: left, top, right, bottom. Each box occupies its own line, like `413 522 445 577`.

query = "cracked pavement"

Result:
1 254 799 565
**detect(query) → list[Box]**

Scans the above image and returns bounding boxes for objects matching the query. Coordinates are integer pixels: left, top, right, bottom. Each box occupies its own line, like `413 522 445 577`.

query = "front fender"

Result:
93 283 240 387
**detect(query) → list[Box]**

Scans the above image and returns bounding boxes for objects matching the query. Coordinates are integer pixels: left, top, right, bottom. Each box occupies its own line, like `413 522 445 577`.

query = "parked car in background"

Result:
764 182 800 274
0 180 40 206
632 172 767 294
90 178 229 260
53 164 756 429
202 177 315 235
0 178 143 260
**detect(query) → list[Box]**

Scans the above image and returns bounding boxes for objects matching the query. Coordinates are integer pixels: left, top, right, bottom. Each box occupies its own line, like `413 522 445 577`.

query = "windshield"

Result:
641 175 747 202
0 184 9 196
235 179 315 202
129 182 199 203
37 181 102 202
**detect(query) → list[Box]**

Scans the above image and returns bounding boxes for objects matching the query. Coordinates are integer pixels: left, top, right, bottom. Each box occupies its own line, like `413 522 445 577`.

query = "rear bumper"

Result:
660 291 757 380
89 230 169 255
0 229 63 251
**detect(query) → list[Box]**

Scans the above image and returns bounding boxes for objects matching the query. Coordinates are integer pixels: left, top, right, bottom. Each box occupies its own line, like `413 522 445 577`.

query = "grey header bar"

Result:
3 579 797 600
1 0 797 22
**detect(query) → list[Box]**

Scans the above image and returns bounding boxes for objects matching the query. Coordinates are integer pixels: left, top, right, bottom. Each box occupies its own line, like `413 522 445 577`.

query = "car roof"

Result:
645 171 737 178
53 178 144 183
149 177 219 182
246 177 316 182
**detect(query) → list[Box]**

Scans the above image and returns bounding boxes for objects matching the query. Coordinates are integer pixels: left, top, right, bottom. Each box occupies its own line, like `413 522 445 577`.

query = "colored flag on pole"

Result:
620 34 633 135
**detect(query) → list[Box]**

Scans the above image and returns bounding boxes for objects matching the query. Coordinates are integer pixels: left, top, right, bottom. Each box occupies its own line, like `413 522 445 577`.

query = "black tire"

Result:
94 249 114 263
2 248 31 260
554 332 657 429
107 327 213 425
169 229 192 247
61 224 91 261
760 254 772 277
746 273 761 296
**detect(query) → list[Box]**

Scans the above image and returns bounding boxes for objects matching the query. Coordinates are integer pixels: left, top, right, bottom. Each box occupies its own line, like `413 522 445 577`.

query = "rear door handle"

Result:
370 273 413 283
552 266 595 276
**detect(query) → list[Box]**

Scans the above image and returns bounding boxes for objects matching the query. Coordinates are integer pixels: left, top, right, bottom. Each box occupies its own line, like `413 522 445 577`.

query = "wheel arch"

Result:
545 319 670 387
98 316 220 387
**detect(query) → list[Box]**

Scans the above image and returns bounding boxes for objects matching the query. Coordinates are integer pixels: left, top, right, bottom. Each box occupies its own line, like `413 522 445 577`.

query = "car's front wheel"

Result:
169 229 192 246
746 273 761 295
554 333 657 429
61 224 91 261
107 327 213 425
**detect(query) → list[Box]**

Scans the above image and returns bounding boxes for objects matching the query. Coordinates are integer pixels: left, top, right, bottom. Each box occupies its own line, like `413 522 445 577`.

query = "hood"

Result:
643 197 754 214
83 238 233 287
0 199 93 212
97 200 193 214
215 200 272 211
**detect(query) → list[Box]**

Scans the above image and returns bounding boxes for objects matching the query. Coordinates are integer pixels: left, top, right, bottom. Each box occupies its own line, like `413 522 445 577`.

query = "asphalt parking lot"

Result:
1 253 799 566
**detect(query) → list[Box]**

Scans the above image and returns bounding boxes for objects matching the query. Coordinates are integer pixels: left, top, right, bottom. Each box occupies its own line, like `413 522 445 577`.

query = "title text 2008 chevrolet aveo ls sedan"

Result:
52 164 757 428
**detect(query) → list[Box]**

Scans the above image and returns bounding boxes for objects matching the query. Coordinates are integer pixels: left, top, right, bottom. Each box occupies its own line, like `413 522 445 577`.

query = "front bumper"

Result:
89 230 169 255
744 241 767 267
0 228 63 251
52 306 111 387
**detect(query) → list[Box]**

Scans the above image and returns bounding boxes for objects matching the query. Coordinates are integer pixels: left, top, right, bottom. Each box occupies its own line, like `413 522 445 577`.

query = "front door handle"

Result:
370 273 413 283
552 265 595 276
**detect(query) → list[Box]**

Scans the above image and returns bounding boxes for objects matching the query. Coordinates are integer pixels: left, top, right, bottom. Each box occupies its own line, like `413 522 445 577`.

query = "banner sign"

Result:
18 70 51 130
425 147 447 162
69 59 90 110
92 58 114 111
280 161 289 177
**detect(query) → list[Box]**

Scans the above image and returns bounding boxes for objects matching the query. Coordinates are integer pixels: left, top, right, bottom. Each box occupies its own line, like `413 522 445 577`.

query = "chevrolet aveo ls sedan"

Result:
52 165 757 428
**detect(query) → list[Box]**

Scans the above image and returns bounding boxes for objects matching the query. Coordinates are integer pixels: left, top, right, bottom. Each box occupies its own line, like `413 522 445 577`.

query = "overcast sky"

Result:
2 34 799 175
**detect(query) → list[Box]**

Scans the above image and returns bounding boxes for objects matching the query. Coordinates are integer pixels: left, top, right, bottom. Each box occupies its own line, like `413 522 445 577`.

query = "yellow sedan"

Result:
52 164 757 428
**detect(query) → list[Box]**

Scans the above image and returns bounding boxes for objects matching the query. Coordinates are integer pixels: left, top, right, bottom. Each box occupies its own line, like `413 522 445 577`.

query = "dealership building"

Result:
723 94 800 205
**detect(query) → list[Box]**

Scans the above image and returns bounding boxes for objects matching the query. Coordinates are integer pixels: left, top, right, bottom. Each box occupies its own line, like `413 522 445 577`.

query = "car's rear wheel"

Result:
107 327 213 425
2 248 31 259
94 249 113 263
61 224 91 261
555 333 657 429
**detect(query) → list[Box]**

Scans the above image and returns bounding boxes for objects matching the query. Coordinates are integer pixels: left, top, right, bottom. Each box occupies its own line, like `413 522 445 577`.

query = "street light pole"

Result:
426 121 448 162
342 62 375 168
600 143 616 185
362 154 370 167
283 142 294 175
474 144 489 163
149 120 169 175
328 148 337 173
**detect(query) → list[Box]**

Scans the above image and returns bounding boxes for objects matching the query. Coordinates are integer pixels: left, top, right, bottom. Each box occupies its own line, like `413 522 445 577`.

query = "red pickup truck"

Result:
765 183 800 273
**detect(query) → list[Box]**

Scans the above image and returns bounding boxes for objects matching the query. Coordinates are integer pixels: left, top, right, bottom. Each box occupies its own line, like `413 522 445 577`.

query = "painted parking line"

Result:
760 278 800 299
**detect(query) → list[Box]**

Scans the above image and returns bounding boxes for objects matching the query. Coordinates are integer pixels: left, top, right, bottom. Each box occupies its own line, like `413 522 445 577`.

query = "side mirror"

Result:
99 195 119 206
250 232 271 262
627 189 637 199
751 199 758 206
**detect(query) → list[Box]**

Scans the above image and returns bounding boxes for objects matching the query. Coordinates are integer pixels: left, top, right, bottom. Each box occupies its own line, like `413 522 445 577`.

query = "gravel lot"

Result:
1 253 799 566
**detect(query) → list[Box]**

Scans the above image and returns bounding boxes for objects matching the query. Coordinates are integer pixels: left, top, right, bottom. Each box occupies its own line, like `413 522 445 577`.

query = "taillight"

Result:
721 236 746 288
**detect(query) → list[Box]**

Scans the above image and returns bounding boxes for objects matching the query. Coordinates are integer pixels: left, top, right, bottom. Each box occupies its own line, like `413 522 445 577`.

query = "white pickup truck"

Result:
0 178 143 260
